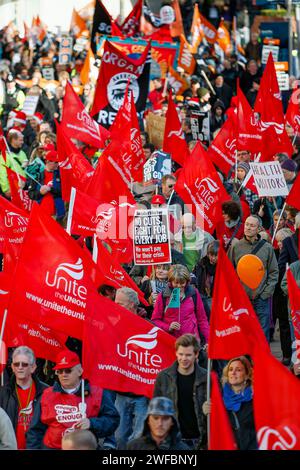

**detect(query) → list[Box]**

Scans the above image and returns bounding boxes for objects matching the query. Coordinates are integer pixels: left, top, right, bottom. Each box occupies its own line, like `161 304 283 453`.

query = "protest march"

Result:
1 0 300 455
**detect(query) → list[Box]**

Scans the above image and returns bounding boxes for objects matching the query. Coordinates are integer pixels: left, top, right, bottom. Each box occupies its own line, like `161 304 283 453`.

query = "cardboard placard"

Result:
133 208 171 265
249 161 289 197
190 109 210 145
145 112 166 149
22 95 39 116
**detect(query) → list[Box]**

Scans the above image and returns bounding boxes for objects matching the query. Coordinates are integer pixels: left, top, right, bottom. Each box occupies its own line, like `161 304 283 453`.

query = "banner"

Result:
190 109 210 145
178 35 196 75
91 40 151 128
143 150 171 186
83 293 175 398
91 0 112 54
145 112 166 148
133 208 171 265
249 161 288 197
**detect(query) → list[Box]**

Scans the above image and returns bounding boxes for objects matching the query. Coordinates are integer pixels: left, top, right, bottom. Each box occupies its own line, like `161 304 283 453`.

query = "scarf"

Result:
223 383 253 412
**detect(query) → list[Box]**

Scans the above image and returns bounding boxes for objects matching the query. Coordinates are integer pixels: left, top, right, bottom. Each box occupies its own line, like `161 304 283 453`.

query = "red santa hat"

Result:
7 127 23 138
32 112 44 125
13 111 27 127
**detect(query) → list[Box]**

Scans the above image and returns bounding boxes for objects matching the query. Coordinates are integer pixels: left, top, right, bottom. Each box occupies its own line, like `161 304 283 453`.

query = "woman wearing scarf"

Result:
221 356 257 450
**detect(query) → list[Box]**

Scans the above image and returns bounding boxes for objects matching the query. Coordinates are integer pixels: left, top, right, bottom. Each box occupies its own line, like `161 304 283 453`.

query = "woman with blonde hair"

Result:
221 356 257 450
151 264 209 345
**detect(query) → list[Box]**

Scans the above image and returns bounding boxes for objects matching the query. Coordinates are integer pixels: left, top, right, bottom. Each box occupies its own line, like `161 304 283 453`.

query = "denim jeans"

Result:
251 297 271 342
115 394 149 449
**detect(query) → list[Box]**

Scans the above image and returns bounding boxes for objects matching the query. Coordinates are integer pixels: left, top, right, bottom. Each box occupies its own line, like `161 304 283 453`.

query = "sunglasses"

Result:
167 184 175 189
13 362 29 368
55 368 73 375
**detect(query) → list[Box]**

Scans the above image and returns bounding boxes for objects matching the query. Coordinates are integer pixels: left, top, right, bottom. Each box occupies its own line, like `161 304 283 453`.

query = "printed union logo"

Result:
257 426 297 450
107 73 139 111
53 258 84 281
167 129 184 140
45 258 87 301
125 327 160 350
223 297 249 320
4 211 28 228
59 158 72 170
260 120 284 135
76 109 99 134
117 327 163 370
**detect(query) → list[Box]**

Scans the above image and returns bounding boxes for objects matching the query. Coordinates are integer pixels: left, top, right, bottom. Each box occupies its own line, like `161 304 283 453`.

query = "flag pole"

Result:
81 378 86 419
271 202 286 245
234 149 238 183
92 234 98 263
206 358 212 449
0 309 8 386
292 131 298 146
66 187 76 235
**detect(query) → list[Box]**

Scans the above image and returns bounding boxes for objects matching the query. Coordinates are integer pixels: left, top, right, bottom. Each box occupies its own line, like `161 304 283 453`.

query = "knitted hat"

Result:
281 159 297 172
237 162 250 174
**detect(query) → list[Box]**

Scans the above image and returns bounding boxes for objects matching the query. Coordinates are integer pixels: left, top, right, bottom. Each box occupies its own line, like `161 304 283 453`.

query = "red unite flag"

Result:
253 344 300 450
6 167 33 213
163 92 189 167
208 245 268 359
207 114 237 175
209 371 237 450
61 82 108 148
285 171 300 211
83 293 175 398
287 268 300 361
175 142 228 234
8 203 101 340
0 195 28 257
285 87 300 132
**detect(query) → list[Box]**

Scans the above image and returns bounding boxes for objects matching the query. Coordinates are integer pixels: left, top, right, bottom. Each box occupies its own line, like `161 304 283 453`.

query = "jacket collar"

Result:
167 360 207 385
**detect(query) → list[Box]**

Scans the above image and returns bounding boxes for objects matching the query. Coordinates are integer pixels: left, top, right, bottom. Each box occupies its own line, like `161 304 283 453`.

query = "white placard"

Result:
22 95 39 116
249 161 289 197
262 45 279 65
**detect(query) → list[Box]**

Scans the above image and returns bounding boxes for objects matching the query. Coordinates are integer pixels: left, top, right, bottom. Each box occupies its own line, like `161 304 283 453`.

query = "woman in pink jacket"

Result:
151 264 209 345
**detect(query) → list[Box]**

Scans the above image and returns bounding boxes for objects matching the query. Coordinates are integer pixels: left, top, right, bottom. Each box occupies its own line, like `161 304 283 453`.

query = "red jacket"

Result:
41 385 102 449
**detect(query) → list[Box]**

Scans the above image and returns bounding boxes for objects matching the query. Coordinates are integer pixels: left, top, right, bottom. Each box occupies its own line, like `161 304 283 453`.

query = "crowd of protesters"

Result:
0 0 300 452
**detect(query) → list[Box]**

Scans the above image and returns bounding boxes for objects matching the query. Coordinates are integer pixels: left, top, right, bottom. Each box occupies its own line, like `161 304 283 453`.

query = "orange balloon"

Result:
237 254 265 289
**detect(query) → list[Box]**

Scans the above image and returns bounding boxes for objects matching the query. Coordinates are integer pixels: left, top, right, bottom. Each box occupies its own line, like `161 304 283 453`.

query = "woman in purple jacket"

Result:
151 264 209 346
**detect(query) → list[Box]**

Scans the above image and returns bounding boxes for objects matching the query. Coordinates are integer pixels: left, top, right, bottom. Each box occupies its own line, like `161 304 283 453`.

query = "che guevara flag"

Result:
90 39 151 128
209 371 237 450
8 203 101 340
56 122 95 202
163 91 189 167
208 245 268 359
61 82 108 148
175 142 228 234
83 292 175 398
253 344 300 450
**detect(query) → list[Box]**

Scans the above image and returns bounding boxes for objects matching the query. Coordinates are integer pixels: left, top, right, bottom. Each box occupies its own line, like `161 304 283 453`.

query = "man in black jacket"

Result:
153 334 207 449
0 346 48 449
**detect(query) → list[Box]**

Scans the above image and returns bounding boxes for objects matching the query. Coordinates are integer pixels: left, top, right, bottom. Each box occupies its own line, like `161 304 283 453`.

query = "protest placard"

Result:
190 109 210 145
143 150 171 186
22 95 39 116
249 161 289 197
145 112 166 148
59 36 73 64
133 208 171 265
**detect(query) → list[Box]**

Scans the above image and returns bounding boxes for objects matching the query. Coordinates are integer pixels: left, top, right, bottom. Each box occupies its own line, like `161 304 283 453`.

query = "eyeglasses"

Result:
13 362 29 368
167 184 175 189
55 368 73 375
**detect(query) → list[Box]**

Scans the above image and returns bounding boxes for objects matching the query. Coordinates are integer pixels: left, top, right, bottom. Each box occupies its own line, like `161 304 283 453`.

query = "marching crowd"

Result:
0 0 300 452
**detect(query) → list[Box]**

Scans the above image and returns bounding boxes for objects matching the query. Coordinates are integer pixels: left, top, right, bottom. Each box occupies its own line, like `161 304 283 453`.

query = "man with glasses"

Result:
161 174 185 221
0 346 48 449
26 350 119 449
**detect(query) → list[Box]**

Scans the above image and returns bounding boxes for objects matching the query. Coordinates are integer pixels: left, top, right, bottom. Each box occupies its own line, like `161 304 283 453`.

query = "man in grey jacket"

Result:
0 407 17 450
229 215 279 341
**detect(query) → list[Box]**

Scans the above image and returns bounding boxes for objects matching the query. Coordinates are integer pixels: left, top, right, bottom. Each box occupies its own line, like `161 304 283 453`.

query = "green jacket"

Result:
0 149 28 194
229 235 279 300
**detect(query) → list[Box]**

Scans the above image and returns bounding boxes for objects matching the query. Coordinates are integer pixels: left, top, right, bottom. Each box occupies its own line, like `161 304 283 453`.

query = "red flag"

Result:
163 92 189 167
287 268 300 362
255 54 293 160
175 142 228 233
208 245 268 359
209 371 237 450
90 39 151 121
61 82 107 148
6 167 33 213
285 172 300 211
83 293 175 398
70 8 87 38
56 122 95 202
286 87 300 132
119 0 142 37
8 204 101 340
0 195 28 257
237 84 262 157
93 238 147 306
207 114 237 175
253 345 300 450
109 89 145 182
